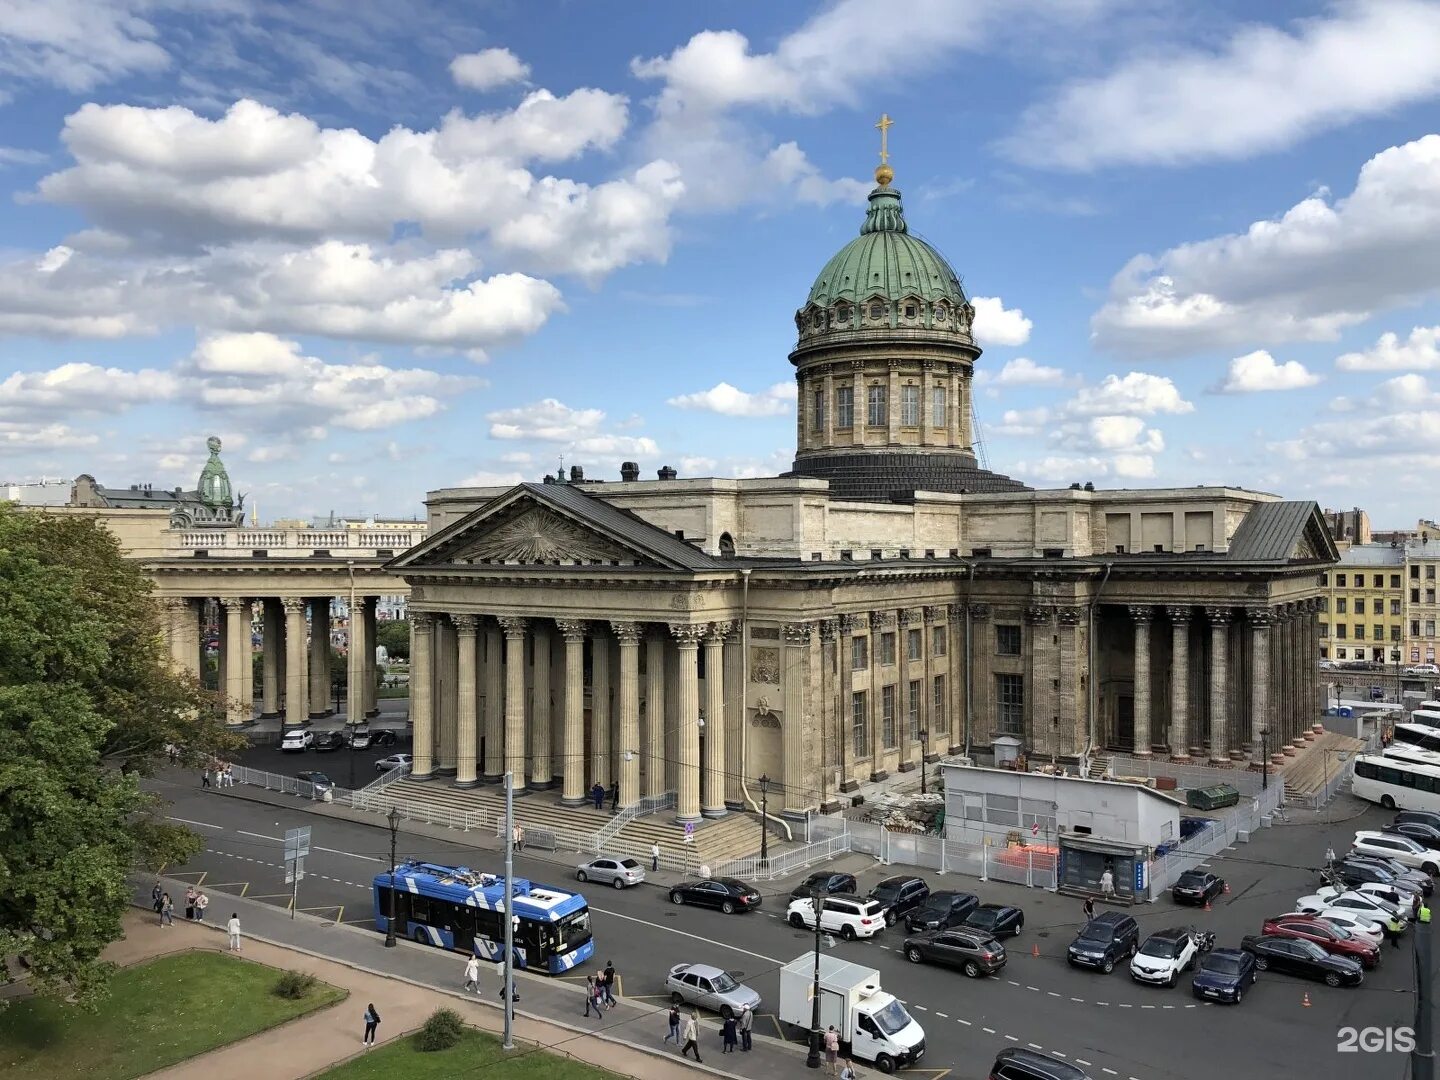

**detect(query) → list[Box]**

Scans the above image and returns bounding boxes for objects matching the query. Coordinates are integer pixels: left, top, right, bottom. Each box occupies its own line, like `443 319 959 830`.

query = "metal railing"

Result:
1146 784 1284 898
1104 752 1266 795
593 791 677 849
359 762 412 796
224 763 360 804
713 833 852 881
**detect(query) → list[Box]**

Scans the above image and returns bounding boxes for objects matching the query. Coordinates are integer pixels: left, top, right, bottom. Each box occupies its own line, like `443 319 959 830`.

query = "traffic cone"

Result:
1204 899 1212 912
1032 944 1040 959
1302 992 1312 1008
1223 882 1231 895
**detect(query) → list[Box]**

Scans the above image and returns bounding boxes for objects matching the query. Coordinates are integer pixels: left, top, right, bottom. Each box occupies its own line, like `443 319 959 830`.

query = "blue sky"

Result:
2 0 1440 525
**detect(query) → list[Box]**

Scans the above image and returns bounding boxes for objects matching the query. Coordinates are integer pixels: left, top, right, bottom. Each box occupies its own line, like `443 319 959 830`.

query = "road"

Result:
149 772 1420 1080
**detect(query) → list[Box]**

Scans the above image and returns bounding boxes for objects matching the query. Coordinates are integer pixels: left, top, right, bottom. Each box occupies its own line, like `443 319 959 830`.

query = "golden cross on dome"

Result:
875 113 894 165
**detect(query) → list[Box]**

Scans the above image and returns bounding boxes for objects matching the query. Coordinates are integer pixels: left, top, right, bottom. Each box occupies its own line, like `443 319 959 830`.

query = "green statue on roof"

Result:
197 435 234 508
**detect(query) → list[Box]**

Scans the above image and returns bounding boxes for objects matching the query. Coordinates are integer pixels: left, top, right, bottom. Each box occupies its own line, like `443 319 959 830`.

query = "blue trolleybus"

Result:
373 861 594 974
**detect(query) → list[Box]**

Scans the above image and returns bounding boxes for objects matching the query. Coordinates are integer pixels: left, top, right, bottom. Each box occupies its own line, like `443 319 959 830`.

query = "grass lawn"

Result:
0 951 346 1080
317 1027 627 1080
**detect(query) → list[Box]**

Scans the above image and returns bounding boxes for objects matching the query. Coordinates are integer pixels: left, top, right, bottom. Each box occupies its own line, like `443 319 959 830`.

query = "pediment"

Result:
448 504 640 566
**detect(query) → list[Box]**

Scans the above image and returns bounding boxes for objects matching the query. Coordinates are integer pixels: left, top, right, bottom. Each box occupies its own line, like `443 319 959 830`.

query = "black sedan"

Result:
962 902 1024 938
790 871 859 900
1384 820 1440 850
669 878 762 914
1191 948 1257 1004
1172 870 1225 906
1240 934 1364 987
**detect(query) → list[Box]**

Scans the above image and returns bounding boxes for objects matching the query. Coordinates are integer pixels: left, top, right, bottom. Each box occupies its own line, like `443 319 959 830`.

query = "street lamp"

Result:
384 806 400 948
758 775 771 868
805 885 827 1069
1260 727 1269 792
919 728 930 795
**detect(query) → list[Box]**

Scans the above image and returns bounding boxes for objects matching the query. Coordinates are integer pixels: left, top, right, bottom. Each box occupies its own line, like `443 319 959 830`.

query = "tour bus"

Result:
1382 744 1440 769
1412 709 1440 728
373 861 594 974
1353 753 1440 813
1394 721 1440 753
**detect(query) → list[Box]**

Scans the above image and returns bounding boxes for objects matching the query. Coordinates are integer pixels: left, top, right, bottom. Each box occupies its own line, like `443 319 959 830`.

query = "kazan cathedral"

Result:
390 145 1336 826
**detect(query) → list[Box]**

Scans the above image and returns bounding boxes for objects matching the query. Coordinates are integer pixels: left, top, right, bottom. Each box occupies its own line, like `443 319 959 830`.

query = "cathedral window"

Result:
932 387 946 427
836 303 851 323
836 386 854 428
903 302 917 319
882 685 897 748
901 385 920 426
932 626 946 656
852 691 868 757
868 301 886 320
907 628 922 661
934 302 948 321
880 632 896 665
997 624 1022 656
851 636 869 670
933 676 946 728
996 674 1024 735
908 680 921 741
812 388 825 433
867 385 887 428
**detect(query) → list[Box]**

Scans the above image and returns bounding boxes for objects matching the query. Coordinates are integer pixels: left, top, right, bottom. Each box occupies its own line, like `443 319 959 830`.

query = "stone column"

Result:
162 598 186 671
1025 605 1054 757
896 610 915 768
283 597 309 727
363 598 379 718
1130 605 1153 756
530 622 553 789
1206 607 1232 763
499 617 528 784
221 597 252 727
452 615 479 787
1303 599 1319 728
591 632 612 791
483 623 503 781
723 623 744 809
817 619 838 809
886 358 901 443
1167 606 1191 760
850 360 865 447
701 623 728 817
260 598 282 716
672 623 704 823
952 365 966 447
644 631 667 800
558 620 588 805
436 617 458 775
347 596 368 726
782 622 812 814
967 605 992 747
868 611 892 780
921 361 935 446
308 599 330 718
822 366 835 447
1247 608 1274 766
612 621 642 809
410 613 435 779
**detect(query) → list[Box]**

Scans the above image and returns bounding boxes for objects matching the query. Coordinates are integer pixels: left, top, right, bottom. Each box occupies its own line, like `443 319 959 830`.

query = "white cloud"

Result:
486 399 606 442
667 381 796 417
1000 1 1440 170
989 356 1066 386
1066 372 1194 416
436 88 629 164
970 296 1032 347
1056 415 1165 453
1214 349 1322 393
0 361 179 417
991 407 1050 436
1092 135 1440 357
0 421 100 452
0 0 172 93
0 146 47 166
450 48 530 91
1337 325 1440 370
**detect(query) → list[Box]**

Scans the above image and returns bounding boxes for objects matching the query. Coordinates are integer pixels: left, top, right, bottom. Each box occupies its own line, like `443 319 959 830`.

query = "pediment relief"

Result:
443 505 644 567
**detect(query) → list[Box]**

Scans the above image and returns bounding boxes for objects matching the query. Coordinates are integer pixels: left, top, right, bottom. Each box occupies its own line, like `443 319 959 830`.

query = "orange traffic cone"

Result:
1032 944 1040 959
1223 882 1231 894
1204 899 1212 912
1302 992 1312 1008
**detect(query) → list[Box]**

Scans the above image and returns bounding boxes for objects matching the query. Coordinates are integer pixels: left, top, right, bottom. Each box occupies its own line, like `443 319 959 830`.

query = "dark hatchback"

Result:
868 875 931 926
1066 911 1140 973
1384 821 1440 849
904 890 979 933
1191 948 1257 1004
1241 934 1364 987
963 903 1024 938
669 877 762 914
790 871 859 900
311 730 345 752
1172 870 1225 906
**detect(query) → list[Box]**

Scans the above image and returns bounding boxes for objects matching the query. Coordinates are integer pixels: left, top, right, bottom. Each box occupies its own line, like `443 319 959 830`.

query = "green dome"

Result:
805 185 968 311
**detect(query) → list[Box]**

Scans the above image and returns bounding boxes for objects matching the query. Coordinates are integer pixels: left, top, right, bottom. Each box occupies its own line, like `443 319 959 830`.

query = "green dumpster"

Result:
1186 784 1240 811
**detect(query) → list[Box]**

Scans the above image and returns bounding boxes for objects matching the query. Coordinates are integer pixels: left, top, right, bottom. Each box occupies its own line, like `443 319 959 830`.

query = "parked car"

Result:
1240 935 1364 987
296 770 334 796
1298 909 1385 947
665 962 762 1019
1395 810 1440 832
1130 927 1199 987
1261 915 1381 968
786 895 887 940
368 729 399 747
669 878 761 914
1385 821 1440 849
1317 881 1418 917
311 730 345 752
1304 888 1410 928
1171 870 1225 906
963 903 1024 939
1191 948 1257 1004
903 928 1006 977
346 728 373 750
374 753 412 774
1406 664 1440 675
988 1047 1094 1080
790 871 859 900
1340 854 1432 895
1353 831 1440 875
1066 911 1140 974
575 855 645 889
280 728 314 752
867 875 930 926
904 890 979 933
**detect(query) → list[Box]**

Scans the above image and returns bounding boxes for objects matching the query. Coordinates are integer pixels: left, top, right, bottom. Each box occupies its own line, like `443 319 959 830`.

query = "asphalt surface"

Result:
149 770 1424 1080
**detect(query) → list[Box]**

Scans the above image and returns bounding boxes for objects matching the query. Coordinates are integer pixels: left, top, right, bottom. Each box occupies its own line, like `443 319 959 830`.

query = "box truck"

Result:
778 953 925 1072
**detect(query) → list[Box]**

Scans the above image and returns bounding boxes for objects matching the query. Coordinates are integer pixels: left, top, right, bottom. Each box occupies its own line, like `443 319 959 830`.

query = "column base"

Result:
1209 755 1231 766
259 711 282 720
308 710 332 720
674 812 702 826
410 769 434 782
948 744 964 755
1188 747 1203 759
701 806 728 819
1131 748 1153 758
819 800 845 814
839 780 861 793
482 774 504 785
528 778 555 791
366 708 381 719
924 753 942 764
780 809 808 823
1169 753 1191 764
453 777 479 789
897 761 917 773
560 795 588 807
1228 750 1246 762
725 799 746 812
869 769 889 783
435 766 457 777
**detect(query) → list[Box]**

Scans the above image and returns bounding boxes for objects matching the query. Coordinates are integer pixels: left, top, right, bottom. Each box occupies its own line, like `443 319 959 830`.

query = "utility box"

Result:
1186 785 1240 811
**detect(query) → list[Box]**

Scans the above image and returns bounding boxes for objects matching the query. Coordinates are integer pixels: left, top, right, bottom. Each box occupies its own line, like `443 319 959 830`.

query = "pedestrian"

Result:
824 1025 840 1074
160 893 173 927
151 881 163 914
195 892 209 922
511 825 520 852
1099 867 1115 899
721 1014 737 1053
584 975 606 1019
223 763 235 787
738 1004 752 1050
201 766 211 789
665 1004 682 1043
1082 896 1095 922
609 781 619 811
516 825 525 852
681 1012 702 1062
839 1057 860 1080
601 960 617 1006
185 886 197 921
227 912 242 951
362 1003 380 1047
651 842 661 873
592 781 605 810
463 955 480 993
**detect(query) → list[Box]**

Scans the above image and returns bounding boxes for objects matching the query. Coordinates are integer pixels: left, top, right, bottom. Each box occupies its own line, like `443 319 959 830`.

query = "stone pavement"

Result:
128 876 819 1080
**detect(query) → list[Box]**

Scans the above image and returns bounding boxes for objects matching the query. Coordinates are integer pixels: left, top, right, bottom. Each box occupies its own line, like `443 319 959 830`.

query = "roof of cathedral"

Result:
1226 501 1337 563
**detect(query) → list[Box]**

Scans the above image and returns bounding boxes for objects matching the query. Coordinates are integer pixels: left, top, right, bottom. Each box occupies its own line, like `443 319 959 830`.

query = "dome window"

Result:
934 303 948 321
903 302 917 319
835 303 851 323
868 301 886 320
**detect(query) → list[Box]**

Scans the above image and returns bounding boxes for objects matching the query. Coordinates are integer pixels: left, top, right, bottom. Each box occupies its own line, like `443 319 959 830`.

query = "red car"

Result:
1262 916 1381 969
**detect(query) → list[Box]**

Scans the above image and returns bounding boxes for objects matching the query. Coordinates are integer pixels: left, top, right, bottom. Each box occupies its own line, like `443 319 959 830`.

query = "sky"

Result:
2 0 1440 527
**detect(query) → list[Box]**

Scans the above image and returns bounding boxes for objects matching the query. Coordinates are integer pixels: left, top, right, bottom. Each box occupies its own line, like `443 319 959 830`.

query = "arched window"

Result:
719 532 736 558
835 303 851 323
868 301 886 320
934 302 949 322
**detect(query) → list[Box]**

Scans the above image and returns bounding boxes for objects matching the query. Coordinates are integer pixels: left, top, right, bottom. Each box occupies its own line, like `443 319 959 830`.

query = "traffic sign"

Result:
285 826 311 861
684 822 695 835
285 855 306 884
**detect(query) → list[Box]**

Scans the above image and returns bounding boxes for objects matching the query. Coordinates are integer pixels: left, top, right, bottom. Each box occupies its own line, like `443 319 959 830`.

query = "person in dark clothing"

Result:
362 1003 380 1046
665 1004 682 1043
609 781 619 810
591 782 605 810
1082 897 1095 922
721 1014 738 1053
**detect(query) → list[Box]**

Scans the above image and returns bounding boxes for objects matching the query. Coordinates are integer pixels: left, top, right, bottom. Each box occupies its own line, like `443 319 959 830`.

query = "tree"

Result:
375 618 410 662
0 506 241 1007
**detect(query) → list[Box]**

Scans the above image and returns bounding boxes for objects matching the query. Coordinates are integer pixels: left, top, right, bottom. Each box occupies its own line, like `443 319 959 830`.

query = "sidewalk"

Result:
130 875 816 1080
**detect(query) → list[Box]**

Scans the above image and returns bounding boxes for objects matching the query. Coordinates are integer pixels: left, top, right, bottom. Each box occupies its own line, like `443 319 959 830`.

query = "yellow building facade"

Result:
1319 542 1440 669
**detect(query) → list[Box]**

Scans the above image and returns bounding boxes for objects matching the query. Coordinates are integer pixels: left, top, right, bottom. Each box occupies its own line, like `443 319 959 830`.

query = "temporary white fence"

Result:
225 763 359 803
1103 753 1266 795
1146 783 1285 899
712 834 852 881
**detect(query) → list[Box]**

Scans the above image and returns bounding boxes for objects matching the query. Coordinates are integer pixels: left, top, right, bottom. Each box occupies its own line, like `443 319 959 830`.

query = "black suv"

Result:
868 875 930 926
1067 911 1140 973
904 890 979 933
989 1047 1093 1080
790 871 859 900
311 730 345 752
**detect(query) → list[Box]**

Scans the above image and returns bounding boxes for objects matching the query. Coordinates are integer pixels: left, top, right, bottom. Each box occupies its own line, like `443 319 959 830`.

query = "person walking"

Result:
201 766 211 789
515 825 525 852
185 887 197 921
839 1057 860 1080
680 1012 702 1062
1099 867 1115 899
226 912 242 952
591 782 605 810
664 1004 682 1044
151 881 163 915
223 763 235 787
195 892 209 922
362 1003 380 1047
738 1004 752 1050
583 975 602 1018
463 955 481 993
601 960 617 1006
721 1014 738 1054
651 842 661 873
160 893 173 927
1082 896 1095 922
824 1025 840 1075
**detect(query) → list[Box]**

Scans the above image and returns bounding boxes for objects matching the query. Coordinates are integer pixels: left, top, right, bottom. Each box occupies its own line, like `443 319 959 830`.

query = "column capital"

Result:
669 622 706 647
896 609 917 627
781 622 812 646
818 618 839 643
1057 606 1083 626
452 613 479 635
556 619 588 643
706 620 738 643
281 597 306 615
839 612 866 633
1246 607 1277 628
411 611 435 632
1128 604 1154 623
868 611 895 631
609 620 642 644
925 604 949 624
220 596 249 610
967 603 992 622
498 616 529 638
159 596 187 611
1024 604 1050 624
1204 605 1234 625
1300 597 1320 614
1165 604 1192 623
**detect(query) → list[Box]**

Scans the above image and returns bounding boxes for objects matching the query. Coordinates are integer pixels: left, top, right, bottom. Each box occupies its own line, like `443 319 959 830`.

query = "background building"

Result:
1323 506 1371 547
1317 546 1405 664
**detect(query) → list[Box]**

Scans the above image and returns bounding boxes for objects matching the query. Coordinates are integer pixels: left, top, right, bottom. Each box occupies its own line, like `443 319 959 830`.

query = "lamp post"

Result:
384 806 400 948
1260 727 1269 792
805 886 827 1069
758 775 771 868
919 728 930 795
503 770 516 1050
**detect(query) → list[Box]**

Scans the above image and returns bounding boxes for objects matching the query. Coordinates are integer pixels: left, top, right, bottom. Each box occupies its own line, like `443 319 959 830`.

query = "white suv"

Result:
1129 927 1198 987
1353 831 1440 875
280 728 314 752
786 895 888 940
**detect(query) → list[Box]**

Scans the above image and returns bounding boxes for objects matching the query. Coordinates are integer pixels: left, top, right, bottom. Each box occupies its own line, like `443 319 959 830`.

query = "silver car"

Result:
575 855 646 889
666 962 761 1019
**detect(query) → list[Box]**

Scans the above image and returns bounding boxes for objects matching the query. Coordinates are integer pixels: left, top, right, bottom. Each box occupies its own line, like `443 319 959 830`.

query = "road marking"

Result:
1047 991 1061 998
1029 1044 1043 1051
170 817 223 830
912 1004 928 1011
1075 1060 1091 1067
1118 1003 1131 1008
1003 1034 1018 1042
1140 1004 1155 1009
1096 1001 1109 1006
1007 980 1019 986
1052 1051 1067 1059
982 1027 996 1034
1101 1070 1117 1076
935 1011 948 1018
1026 985 1040 992
238 830 282 842
956 1019 971 1026
590 908 788 966
1070 997 1083 1002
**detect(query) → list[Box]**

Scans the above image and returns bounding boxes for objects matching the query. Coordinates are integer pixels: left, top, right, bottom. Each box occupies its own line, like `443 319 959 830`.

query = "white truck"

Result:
778 953 926 1073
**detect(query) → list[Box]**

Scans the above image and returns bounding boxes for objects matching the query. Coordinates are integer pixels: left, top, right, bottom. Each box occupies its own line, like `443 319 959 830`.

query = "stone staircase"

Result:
377 779 764 867
1281 731 1367 803
1087 754 1112 780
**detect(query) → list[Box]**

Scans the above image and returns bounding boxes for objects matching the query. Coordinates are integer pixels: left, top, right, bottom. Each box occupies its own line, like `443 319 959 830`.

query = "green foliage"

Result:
0 505 240 1009
273 970 319 999
375 618 410 661
414 1008 465 1052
